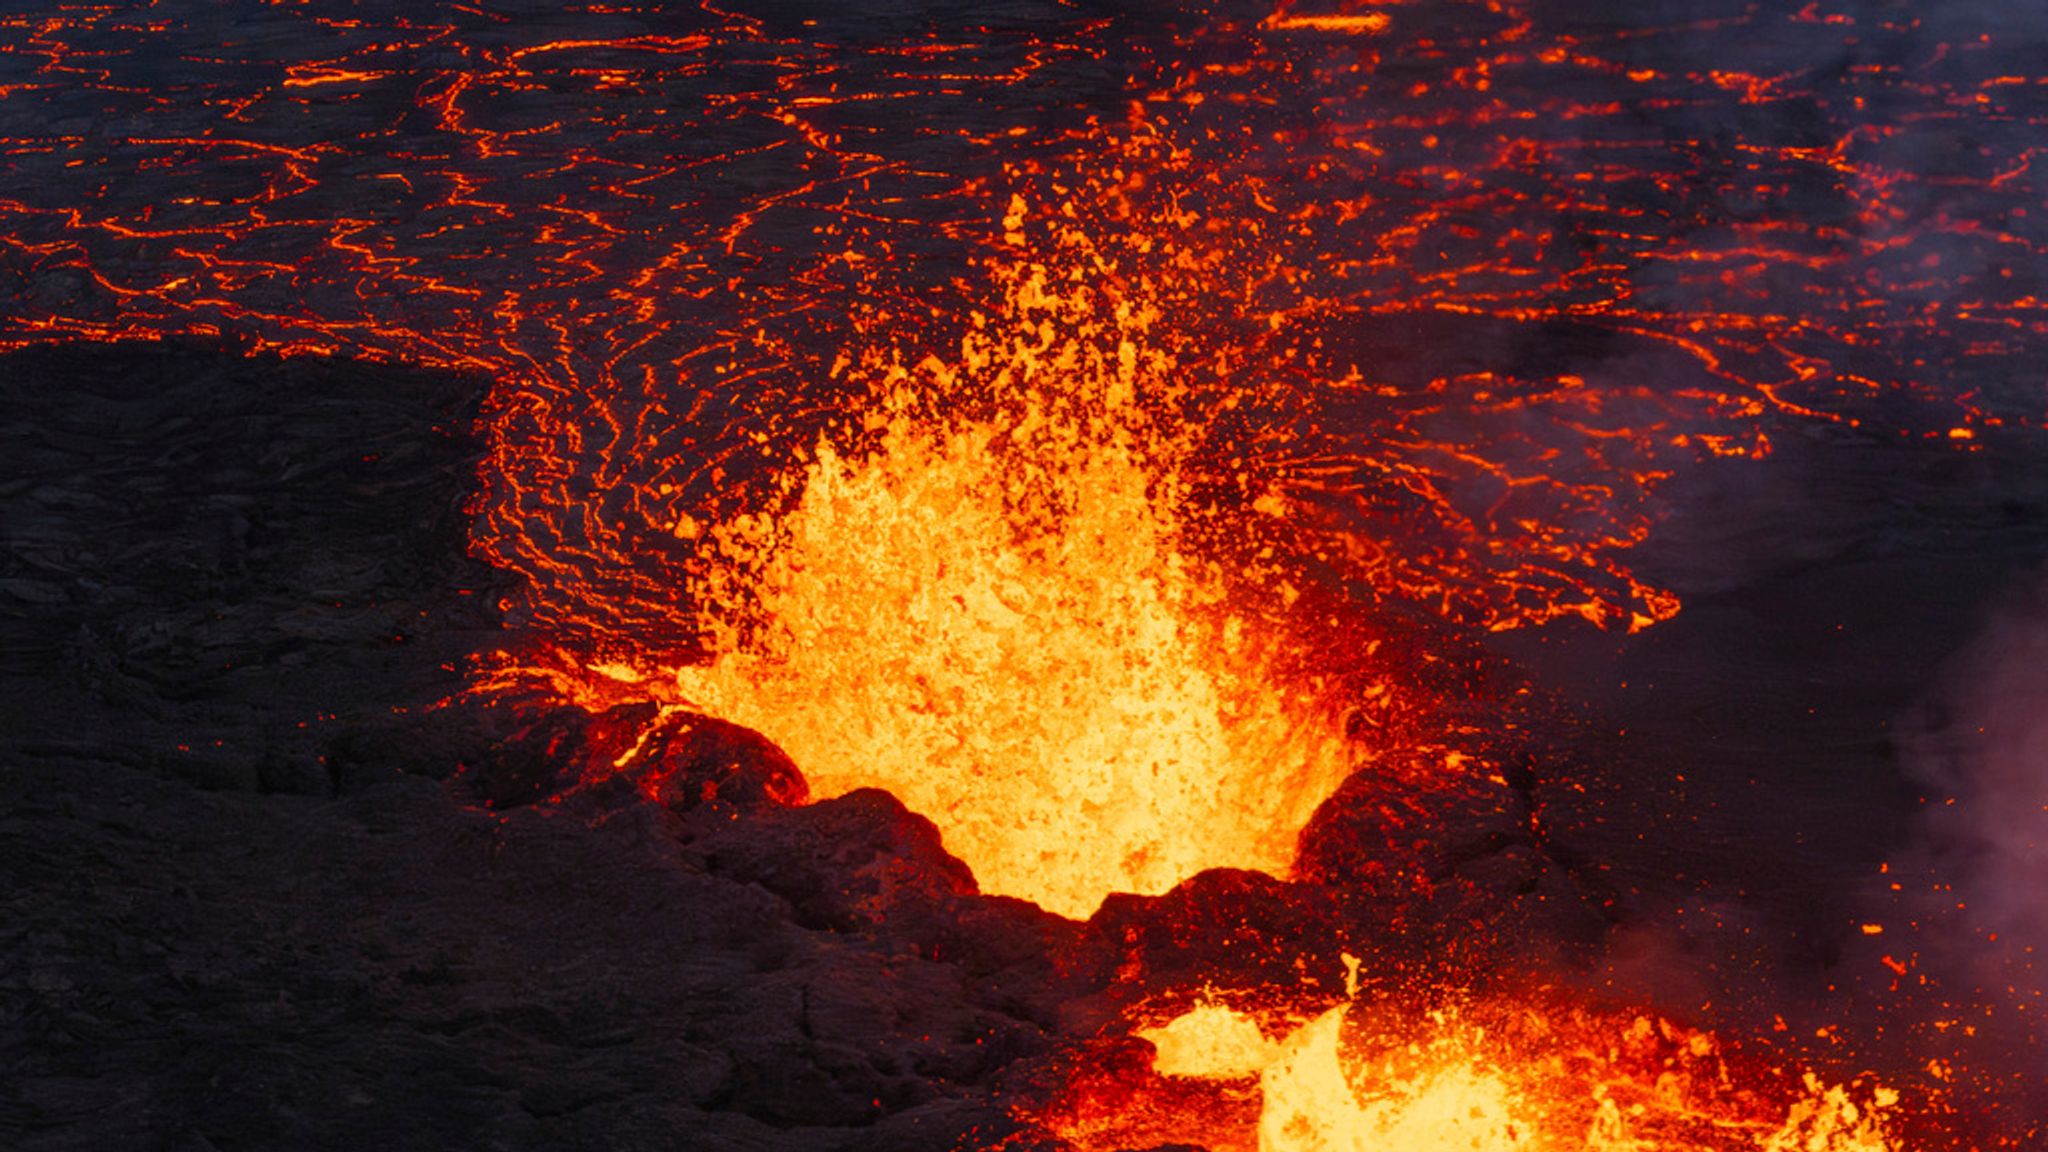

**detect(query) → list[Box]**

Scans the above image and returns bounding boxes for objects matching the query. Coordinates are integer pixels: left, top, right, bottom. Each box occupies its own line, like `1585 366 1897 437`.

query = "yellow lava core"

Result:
1140 1000 1284 1080
1259 1006 1526 1152
674 225 1353 919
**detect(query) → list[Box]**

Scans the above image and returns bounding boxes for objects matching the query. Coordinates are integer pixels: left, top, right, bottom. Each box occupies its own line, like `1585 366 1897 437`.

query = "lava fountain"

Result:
671 210 1357 918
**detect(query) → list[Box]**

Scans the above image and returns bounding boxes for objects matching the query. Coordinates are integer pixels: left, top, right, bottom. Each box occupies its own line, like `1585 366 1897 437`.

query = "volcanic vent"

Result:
4 0 2046 1148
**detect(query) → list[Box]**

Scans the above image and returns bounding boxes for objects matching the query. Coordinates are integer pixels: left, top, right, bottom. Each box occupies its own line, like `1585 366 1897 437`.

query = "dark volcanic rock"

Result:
1057 869 1354 1034
1294 762 1526 899
632 710 810 815
0 340 505 794
686 788 977 934
0 343 1053 1151
1294 750 1615 968
451 701 809 816
682 789 1076 1032
0 749 1046 1149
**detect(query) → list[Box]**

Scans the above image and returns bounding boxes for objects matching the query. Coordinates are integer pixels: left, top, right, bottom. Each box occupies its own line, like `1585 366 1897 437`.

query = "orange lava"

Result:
1039 988 1910 1152
668 234 1358 916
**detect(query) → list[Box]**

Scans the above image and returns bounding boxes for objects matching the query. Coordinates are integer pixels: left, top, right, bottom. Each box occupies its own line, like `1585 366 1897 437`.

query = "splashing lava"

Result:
1047 992 1906 1152
673 224 1355 917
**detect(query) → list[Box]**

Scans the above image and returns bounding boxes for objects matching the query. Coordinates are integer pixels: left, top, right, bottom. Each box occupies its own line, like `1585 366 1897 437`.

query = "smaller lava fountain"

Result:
1040 978 1906 1152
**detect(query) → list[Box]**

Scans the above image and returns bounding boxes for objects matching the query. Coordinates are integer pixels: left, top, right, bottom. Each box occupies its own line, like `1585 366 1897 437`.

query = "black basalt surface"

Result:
0 342 1070 1152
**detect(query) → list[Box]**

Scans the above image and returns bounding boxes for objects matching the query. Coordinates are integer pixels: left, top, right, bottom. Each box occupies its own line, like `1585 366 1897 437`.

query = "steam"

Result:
1884 566 2048 1044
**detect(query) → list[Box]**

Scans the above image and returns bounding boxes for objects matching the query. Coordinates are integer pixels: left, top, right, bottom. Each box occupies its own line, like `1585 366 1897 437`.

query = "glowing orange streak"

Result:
282 67 387 88
1263 14 1392 36
503 35 715 70
115 135 329 163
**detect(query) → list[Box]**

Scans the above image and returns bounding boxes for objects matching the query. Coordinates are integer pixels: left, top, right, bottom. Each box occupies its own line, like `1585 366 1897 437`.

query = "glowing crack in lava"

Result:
1050 993 1905 1152
672 218 1354 918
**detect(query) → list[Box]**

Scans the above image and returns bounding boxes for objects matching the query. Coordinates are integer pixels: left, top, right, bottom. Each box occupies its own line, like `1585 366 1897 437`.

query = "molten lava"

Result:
1046 992 1907 1152
670 237 1356 917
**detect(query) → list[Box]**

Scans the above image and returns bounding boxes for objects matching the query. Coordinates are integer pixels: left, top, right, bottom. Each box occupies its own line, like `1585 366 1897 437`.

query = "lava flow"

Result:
3 0 2045 1147
1041 983 1906 1152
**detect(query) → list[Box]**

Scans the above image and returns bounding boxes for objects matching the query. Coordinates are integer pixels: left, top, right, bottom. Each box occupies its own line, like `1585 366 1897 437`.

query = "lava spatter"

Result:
669 226 1362 918
1039 989 1908 1152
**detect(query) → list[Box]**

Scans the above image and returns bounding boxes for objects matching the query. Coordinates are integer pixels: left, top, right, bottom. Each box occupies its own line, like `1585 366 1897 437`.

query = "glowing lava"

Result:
672 223 1355 918
1051 994 1907 1152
